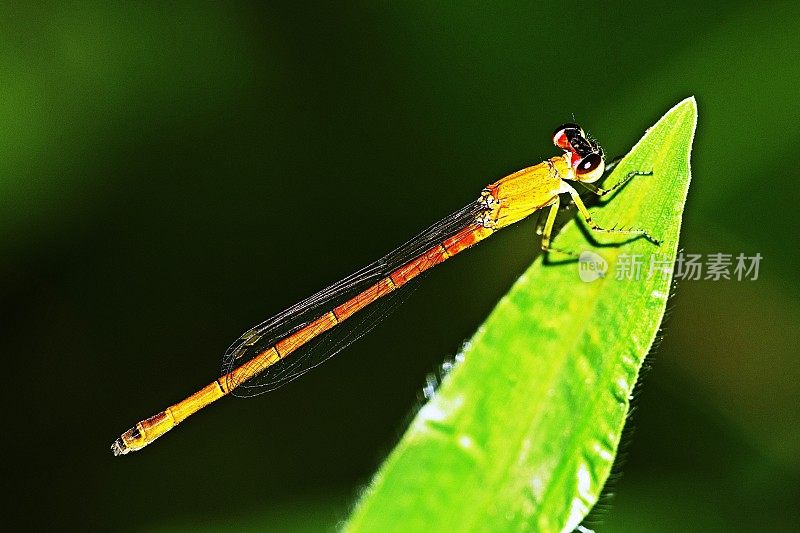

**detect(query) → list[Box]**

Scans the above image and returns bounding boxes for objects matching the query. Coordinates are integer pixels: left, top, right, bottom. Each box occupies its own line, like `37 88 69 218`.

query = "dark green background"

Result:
3 2 798 531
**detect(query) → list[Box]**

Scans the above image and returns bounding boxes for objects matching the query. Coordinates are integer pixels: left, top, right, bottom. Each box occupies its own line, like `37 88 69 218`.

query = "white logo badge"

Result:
578 251 608 282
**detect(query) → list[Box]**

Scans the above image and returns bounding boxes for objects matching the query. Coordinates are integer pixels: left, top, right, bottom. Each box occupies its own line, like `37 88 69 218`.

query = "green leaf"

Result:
345 97 697 533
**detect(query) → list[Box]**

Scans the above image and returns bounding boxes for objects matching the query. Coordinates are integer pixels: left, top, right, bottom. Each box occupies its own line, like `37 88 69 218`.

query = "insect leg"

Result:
579 170 652 197
563 184 661 245
540 197 579 257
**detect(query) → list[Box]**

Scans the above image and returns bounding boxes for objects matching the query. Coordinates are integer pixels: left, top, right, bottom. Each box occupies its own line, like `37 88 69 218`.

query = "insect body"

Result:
111 123 657 456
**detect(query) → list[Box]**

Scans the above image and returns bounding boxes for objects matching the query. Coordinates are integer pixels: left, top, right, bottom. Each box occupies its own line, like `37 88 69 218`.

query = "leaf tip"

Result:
673 95 698 119
676 96 699 152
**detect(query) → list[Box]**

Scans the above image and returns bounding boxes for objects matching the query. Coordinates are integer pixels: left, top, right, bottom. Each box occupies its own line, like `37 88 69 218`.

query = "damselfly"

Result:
111 123 658 455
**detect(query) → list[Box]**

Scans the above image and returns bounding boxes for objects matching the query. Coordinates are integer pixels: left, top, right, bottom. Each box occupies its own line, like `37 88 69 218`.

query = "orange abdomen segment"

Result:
443 224 494 255
390 245 450 287
334 278 395 321
275 312 339 358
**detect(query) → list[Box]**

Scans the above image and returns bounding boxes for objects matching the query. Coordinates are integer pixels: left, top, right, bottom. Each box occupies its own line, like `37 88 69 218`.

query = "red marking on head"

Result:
554 131 571 151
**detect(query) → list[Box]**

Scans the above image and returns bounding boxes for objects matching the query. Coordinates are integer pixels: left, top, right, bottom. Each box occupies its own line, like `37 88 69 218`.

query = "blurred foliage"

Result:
2 2 798 531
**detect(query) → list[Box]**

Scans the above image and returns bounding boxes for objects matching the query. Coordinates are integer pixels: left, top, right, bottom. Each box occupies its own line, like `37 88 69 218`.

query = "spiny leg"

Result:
564 184 661 245
539 196 579 257
579 170 652 197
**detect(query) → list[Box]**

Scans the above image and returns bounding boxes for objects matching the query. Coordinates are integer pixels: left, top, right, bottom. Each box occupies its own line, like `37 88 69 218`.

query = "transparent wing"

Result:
220 199 486 397
228 275 420 397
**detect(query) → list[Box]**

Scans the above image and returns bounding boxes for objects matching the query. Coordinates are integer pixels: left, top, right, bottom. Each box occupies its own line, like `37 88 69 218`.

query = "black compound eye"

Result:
575 153 602 175
553 122 581 136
